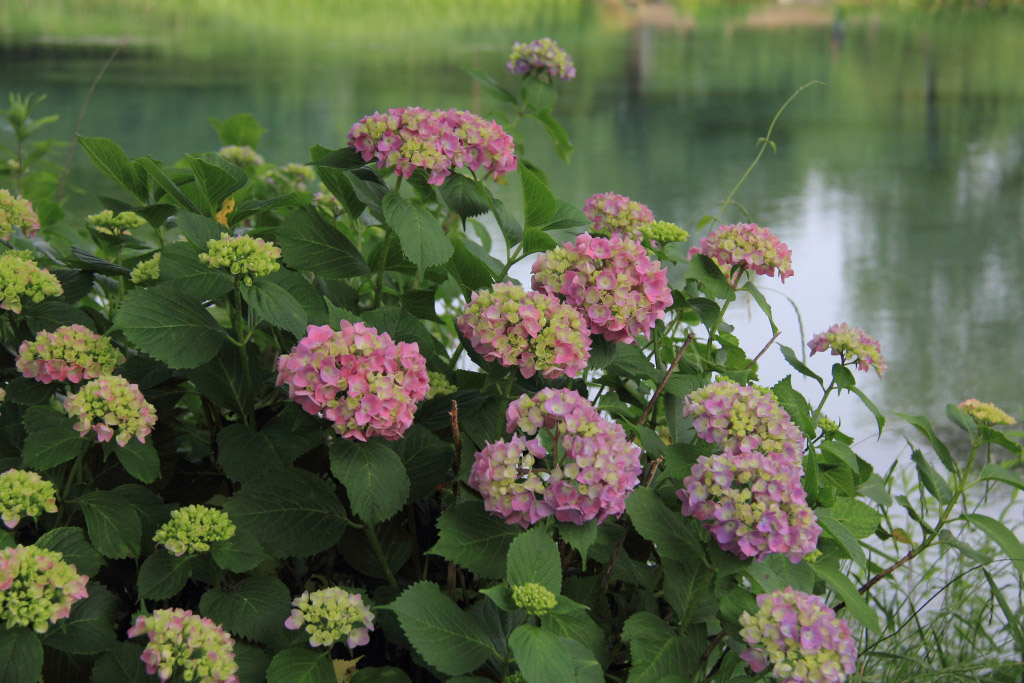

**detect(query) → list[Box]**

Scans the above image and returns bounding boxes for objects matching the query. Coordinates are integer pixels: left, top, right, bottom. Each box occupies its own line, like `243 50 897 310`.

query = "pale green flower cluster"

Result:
0 189 40 239
0 252 63 314
640 220 689 244
0 544 89 633
64 375 157 447
425 371 456 399
199 233 281 286
259 163 315 194
0 469 57 529
127 608 238 682
958 399 1016 426
284 587 374 649
153 505 236 556
218 145 265 168
86 209 147 236
511 582 557 616
131 252 161 284
816 415 839 436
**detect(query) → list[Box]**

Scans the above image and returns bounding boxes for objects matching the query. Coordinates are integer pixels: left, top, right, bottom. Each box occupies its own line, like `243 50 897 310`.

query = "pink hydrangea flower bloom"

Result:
677 450 820 562
532 233 672 344
0 544 88 634
348 107 517 185
276 320 429 441
583 192 655 239
683 380 805 462
127 608 238 683
808 323 887 377
16 324 125 384
456 282 591 380
506 37 576 80
688 222 794 283
469 389 642 528
739 588 857 682
63 375 157 447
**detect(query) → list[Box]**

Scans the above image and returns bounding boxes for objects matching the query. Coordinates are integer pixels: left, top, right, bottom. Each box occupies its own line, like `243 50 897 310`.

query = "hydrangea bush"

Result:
0 45 1020 683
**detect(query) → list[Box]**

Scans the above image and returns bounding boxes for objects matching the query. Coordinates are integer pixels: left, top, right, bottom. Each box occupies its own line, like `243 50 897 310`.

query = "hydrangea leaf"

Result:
811 563 881 635
506 527 561 594
77 490 142 559
76 136 147 201
183 345 259 421
382 192 453 271
137 550 193 600
199 576 292 647
35 527 103 577
311 145 365 219
158 241 233 300
275 205 369 279
20 405 88 470
242 279 307 337
114 285 227 369
174 211 223 247
965 514 1024 575
540 610 609 667
0 627 43 683
210 527 269 573
391 425 453 502
41 584 116 655
329 440 410 525
429 501 521 580
621 611 698 682
185 153 247 215
266 648 334 683
217 424 286 483
519 165 556 229
440 173 490 219
390 582 496 676
625 487 705 569
88 641 149 683
509 624 574 683
209 113 266 148
104 440 160 484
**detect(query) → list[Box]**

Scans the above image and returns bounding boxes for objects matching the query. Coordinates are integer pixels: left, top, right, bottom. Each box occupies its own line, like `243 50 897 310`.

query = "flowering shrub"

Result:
0 544 88 633
532 232 672 344
0 46 1019 683
0 469 57 528
276 320 429 441
457 282 591 379
739 588 858 682
284 587 374 649
63 375 157 446
507 37 576 80
16 324 125 384
127 608 239 683
0 188 40 239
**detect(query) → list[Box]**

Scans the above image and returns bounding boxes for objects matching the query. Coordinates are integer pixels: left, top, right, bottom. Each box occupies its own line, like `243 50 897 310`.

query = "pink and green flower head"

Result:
957 398 1016 427
683 380 804 461
739 588 857 682
532 233 672 345
0 469 57 529
63 375 157 447
152 505 235 557
0 189 40 239
507 38 576 81
218 145 264 168
689 223 794 283
86 209 147 237
457 282 591 380
677 450 820 562
16 324 125 384
0 544 88 633
127 608 238 683
808 323 887 377
284 587 375 649
469 388 642 528
276 320 430 441
583 192 655 239
199 233 281 286
348 107 517 185
0 251 63 314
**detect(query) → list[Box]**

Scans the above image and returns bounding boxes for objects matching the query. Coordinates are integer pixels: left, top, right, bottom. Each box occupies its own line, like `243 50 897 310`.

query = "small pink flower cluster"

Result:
958 398 1015 426
276 320 429 441
63 375 157 447
689 223 794 282
532 233 672 344
469 389 642 528
348 107 517 185
127 608 239 683
677 450 820 562
683 380 804 461
739 588 858 682
0 544 88 634
507 37 576 80
16 324 125 384
0 189 40 239
456 282 591 380
808 323 887 377
583 192 655 239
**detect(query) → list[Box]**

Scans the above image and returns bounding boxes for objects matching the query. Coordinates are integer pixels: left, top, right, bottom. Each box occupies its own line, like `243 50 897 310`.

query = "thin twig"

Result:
745 329 782 370
637 333 696 427
450 400 461 495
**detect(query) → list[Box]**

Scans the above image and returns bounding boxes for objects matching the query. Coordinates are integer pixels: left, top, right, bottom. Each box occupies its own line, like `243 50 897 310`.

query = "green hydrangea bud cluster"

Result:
199 233 281 286
0 469 57 529
86 209 147 236
218 145 265 168
0 251 63 314
127 608 238 682
0 544 89 633
284 587 375 649
130 252 161 284
153 505 236 556
640 220 689 244
260 163 315 194
817 415 840 436
511 582 557 616
313 190 345 221
0 189 40 239
958 398 1016 426
425 371 456 399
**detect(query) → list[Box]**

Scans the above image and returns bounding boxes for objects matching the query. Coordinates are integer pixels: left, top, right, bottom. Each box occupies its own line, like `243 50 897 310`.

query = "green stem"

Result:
231 284 255 427
810 377 837 426
704 298 733 362
364 524 399 591
496 243 524 281
58 455 86 524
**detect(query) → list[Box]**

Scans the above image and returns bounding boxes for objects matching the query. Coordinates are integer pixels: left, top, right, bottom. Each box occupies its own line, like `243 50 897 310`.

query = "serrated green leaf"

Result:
200 576 291 646
21 405 87 469
105 440 160 484
382 192 453 270
89 641 149 682
465 68 518 105
308 147 366 170
158 241 233 300
276 206 369 278
174 211 224 247
329 440 410 524
42 585 116 655
217 424 286 483
185 153 248 214
740 281 777 334
771 376 814 437
540 610 608 667
507 527 561 594
625 487 705 568
230 193 305 226
509 624 574 683
964 513 1024 574
77 490 142 559
520 166 556 229
115 285 226 369
831 364 856 390
0 627 42 683
263 268 327 326
25 300 96 334
391 425 453 502
266 648 334 683
311 145 366 219
897 413 955 473
361 305 435 351
686 254 735 302
210 526 269 572
223 468 347 558
448 236 495 297
816 510 868 570
210 113 266 148
945 402 978 438
621 612 697 682
910 449 953 504
242 279 307 336
183 344 258 420
556 521 598 568
440 173 490 218
77 136 147 201
429 501 521 580
779 344 824 386
977 463 1024 492
819 441 859 472
137 550 193 600
531 110 574 163
390 582 496 676
811 563 881 635
135 157 201 213
825 498 882 539
487 195 523 245
522 227 557 256
35 527 103 576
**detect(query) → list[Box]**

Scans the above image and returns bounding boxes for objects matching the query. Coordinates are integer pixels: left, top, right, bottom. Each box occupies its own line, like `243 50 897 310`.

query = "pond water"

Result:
3 2 1024 471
